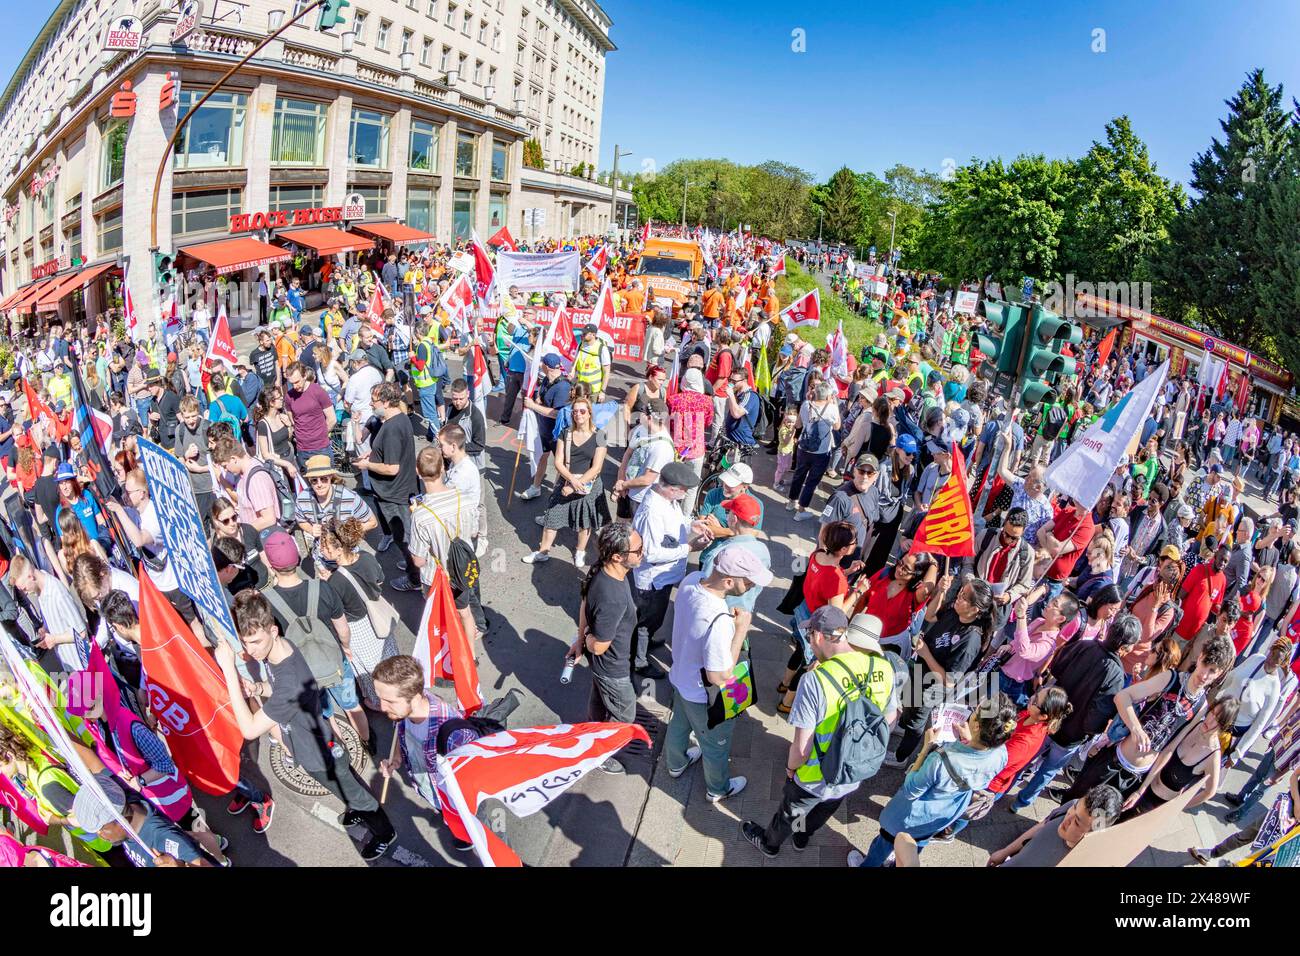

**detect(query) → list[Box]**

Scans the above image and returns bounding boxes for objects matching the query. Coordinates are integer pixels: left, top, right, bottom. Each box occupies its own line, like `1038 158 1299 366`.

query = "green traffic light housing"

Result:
974 300 1027 380
1021 304 1082 406
153 250 174 286
318 0 351 31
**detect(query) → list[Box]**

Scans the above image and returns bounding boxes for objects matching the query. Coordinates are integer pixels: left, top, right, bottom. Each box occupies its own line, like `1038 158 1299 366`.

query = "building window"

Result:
349 185 388 216
420 37 433 66
65 192 82 216
473 60 483 84
376 20 391 50
489 194 507 230
462 11 472 35
445 3 456 27
172 188 241 237
348 108 390 168
409 119 439 170
453 188 475 239
272 97 327 166
97 207 123 255
440 46 452 71
427 0 437 17
478 20 487 44
491 140 508 181
269 184 324 212
175 90 246 169
100 120 127 190
406 185 436 234
516 44 524 66
455 131 478 177
353 10 368 42
492 27 501 51
66 227 82 266
401 30 413 54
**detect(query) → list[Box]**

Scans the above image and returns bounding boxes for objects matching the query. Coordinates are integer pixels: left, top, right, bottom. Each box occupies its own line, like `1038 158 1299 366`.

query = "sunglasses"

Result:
309 476 333 484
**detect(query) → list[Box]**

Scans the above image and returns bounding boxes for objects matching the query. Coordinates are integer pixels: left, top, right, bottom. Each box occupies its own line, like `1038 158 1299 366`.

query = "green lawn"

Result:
773 260 884 357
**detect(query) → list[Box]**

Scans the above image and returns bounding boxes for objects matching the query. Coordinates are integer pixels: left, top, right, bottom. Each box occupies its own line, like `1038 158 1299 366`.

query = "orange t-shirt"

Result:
275 334 298 368
623 287 646 314
702 288 723 319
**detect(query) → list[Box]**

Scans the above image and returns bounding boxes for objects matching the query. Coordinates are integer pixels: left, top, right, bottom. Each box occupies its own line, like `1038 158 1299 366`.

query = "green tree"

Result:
1060 116 1186 285
821 166 865 242
522 138 545 170
1153 69 1296 351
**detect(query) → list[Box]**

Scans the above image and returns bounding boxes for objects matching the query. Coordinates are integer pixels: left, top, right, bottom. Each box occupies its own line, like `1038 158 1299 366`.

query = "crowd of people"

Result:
0 226 1297 870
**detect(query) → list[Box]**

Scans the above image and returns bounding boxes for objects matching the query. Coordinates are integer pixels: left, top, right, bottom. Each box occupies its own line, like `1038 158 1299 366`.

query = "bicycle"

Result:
694 436 756 516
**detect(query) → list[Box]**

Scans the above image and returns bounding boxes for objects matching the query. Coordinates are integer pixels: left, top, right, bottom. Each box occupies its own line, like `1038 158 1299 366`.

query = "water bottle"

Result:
560 655 576 685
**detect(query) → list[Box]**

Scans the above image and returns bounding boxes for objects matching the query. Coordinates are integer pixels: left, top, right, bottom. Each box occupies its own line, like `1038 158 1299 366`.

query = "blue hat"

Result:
779 344 793 357
541 354 563 369
55 463 76 481
895 433 919 456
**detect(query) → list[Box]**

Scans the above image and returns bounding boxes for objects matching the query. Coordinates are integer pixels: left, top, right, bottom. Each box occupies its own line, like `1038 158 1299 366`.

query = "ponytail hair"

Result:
582 523 636 602
1036 686 1073 735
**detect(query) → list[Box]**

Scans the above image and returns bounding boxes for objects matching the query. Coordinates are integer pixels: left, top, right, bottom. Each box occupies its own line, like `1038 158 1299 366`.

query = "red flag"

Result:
23 379 69 441
1094 329 1116 370
771 253 786 277
413 565 483 715
0 772 49 835
592 276 616 331
137 565 243 795
911 443 976 558
586 244 609 280
640 221 650 244
470 232 497 303
780 288 821 329
1216 363 1230 402
366 285 386 332
547 306 579 366
487 226 517 251
201 305 238 392
435 722 650 867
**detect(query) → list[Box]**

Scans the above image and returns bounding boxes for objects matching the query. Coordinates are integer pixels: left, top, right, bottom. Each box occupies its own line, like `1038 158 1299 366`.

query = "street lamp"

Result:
681 178 691 229
608 144 631 235
340 30 356 53
887 209 897 271
817 207 823 244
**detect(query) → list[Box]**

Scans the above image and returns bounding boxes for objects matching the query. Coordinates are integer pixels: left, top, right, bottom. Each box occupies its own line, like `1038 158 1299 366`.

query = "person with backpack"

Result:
849 693 1019 867
741 609 901 857
786 381 841 521
217 590 395 861
211 435 287 536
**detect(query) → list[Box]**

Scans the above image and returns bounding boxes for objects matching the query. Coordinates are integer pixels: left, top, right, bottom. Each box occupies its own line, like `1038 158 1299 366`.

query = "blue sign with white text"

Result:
134 438 237 643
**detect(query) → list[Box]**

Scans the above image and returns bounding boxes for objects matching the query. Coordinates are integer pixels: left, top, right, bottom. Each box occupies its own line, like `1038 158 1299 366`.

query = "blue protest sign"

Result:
134 438 237 643
1022 276 1034 299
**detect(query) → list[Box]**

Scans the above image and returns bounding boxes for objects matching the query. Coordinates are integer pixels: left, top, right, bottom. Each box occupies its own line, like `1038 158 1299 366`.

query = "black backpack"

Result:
810 656 891 786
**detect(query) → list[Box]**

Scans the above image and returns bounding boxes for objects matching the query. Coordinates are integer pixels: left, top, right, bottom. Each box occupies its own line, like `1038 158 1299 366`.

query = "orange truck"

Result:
635 238 704 316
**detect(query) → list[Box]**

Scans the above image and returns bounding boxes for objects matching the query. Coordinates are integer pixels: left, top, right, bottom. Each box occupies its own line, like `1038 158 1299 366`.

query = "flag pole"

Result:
435 753 497 867
379 729 401 804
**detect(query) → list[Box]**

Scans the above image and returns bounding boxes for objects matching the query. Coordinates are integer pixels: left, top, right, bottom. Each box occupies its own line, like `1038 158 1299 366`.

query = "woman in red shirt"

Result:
937 687 1074 840
1235 568 1271 655
778 521 861 714
853 551 937 652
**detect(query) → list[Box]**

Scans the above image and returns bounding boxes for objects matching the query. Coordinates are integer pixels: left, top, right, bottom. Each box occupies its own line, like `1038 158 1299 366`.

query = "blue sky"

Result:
1 1 1295 188
598 0 1300 187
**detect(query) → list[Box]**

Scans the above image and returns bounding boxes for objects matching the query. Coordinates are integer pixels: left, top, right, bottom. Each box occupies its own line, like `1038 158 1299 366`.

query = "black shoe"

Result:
791 833 809 852
1044 787 1070 805
1223 793 1244 808
361 834 393 861
741 821 778 858
339 810 363 828
635 663 668 680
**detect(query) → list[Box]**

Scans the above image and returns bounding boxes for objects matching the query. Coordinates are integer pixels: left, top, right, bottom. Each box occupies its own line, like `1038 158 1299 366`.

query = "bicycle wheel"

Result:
694 473 724 518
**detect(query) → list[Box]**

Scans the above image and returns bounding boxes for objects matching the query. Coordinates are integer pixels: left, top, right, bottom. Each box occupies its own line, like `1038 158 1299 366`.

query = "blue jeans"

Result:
234 778 266 803
665 690 736 798
998 671 1030 708
858 823 947 867
1231 750 1277 817
417 384 441 440
1013 737 1080 808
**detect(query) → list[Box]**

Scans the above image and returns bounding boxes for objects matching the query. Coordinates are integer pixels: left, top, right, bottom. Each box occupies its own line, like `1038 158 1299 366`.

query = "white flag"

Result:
517 407 544 476
1044 361 1169 511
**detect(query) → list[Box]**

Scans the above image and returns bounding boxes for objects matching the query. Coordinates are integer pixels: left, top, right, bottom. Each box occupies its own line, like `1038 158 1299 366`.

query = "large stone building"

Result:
0 0 632 326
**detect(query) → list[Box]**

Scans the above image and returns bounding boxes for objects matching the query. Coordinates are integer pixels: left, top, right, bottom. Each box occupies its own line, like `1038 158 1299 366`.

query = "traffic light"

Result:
318 0 350 31
1020 304 1082 406
153 250 174 288
974 300 1027 382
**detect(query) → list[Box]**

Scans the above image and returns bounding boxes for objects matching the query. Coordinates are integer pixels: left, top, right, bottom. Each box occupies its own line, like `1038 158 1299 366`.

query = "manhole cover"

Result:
267 720 370 796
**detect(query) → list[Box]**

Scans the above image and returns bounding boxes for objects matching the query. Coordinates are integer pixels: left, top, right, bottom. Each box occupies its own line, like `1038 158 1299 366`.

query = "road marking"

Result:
309 801 437 867
309 801 348 834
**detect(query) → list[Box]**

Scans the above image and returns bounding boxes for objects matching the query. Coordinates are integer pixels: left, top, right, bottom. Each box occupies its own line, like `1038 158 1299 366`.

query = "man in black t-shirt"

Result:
355 381 417 563
146 376 181 449
249 330 280 387
32 446 63 533
218 590 395 861
568 523 643 774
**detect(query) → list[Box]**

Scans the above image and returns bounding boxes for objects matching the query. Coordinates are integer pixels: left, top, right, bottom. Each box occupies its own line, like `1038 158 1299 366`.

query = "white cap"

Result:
720 463 754 488
846 613 884 654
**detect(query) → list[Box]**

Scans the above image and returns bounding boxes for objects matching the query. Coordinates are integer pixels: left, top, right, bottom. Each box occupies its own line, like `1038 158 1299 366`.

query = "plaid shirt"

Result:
395 690 475 810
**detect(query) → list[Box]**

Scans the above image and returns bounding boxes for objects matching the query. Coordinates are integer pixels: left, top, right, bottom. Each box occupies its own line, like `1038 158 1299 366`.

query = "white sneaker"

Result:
474 537 488 557
707 776 747 804
521 550 550 564
784 500 797 512
846 849 866 868
575 552 589 570
792 510 816 522
667 746 701 778
518 486 541 500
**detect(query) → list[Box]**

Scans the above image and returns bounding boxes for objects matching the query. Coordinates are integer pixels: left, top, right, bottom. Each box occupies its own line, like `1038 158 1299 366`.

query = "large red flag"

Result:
487 226 517 251
591 276 616 331
435 722 650 867
470 232 497 303
586 244 609 280
413 565 483 715
771 253 786 277
547 306 579 366
137 565 243 794
201 304 238 392
1094 329 1116 370
911 443 976 558
780 288 821 330
22 378 69 441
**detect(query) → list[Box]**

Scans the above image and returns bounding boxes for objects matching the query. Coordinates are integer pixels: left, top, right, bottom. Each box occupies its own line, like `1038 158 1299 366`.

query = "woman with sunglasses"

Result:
209 500 268 589
253 386 298 488
522 397 611 568
852 550 938 655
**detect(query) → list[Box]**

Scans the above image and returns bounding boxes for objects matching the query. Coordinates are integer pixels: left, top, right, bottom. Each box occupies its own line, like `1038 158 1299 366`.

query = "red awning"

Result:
274 227 374 257
349 221 436 245
0 286 27 311
4 276 60 314
33 262 118 313
179 237 292 276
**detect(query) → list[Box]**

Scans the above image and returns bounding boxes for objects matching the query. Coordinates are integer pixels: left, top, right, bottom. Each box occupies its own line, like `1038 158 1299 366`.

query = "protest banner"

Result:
134 438 238 645
954 290 979 315
478 307 647 361
494 251 582 292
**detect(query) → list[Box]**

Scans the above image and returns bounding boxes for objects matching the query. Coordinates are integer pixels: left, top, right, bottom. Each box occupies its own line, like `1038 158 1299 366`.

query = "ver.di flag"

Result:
487 225 517 251
910 442 976 558
1044 360 1169 512
780 287 820 329
413 564 483 715
435 722 650 867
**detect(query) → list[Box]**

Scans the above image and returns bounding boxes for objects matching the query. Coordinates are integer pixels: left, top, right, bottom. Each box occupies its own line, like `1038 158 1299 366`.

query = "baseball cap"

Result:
713 546 774 587
542 353 564 369
720 493 762 527
1159 544 1183 562
896 433 919 456
347 349 368 364
263 531 301 571
72 774 126 836
806 604 849 637
1177 503 1196 521
854 452 880 473
54 463 76 481
659 461 700 489
720 463 754 488
299 323 316 336
884 387 905 401
846 613 885 654
582 323 599 335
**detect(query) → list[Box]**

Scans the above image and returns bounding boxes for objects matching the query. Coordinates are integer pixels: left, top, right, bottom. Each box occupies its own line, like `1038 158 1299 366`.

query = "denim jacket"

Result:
879 743 1008 837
